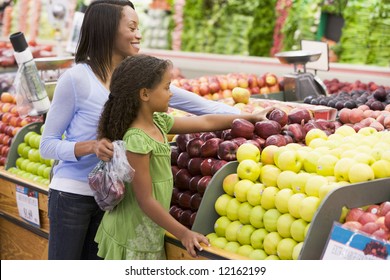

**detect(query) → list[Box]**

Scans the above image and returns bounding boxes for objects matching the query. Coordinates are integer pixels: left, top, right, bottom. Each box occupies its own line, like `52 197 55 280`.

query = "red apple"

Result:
378 201 390 216
264 73 278 87
175 134 194 152
200 138 222 158
254 120 282 139
171 165 180 180
211 159 228 175
231 137 247 147
286 123 306 142
257 75 265 88
177 152 190 169
178 191 192 209
186 137 204 158
264 134 287 147
346 208 365 222
197 175 212 195
303 120 322 133
360 222 380 234
342 221 363 231
200 158 216 176
190 193 203 211
244 139 261 150
385 212 390 230
171 146 180 165
366 205 380 215
372 228 390 241
175 168 192 190
189 175 203 193
231 118 255 139
169 205 183 220
217 140 238 161
190 212 197 227
171 188 180 205
268 108 288 127
199 132 217 142
187 157 204 176
358 212 378 225
221 129 233 140
288 108 312 124
209 81 221 93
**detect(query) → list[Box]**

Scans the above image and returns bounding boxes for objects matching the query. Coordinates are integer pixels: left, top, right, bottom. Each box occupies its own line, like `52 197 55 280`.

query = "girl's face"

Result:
149 69 173 112
113 6 142 59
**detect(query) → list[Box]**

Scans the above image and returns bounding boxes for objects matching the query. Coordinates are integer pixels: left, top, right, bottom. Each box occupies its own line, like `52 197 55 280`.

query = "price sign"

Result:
15 185 40 227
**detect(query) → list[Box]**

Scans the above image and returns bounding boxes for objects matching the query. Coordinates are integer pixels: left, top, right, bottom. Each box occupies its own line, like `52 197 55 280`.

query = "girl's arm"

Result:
169 84 240 115
127 151 209 258
169 106 272 135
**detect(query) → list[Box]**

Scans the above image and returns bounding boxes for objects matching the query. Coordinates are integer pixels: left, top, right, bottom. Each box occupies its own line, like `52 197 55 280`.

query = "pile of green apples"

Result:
7 125 53 186
207 125 390 260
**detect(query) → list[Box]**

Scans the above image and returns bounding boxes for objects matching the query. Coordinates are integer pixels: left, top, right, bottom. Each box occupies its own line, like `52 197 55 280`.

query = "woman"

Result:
40 0 239 260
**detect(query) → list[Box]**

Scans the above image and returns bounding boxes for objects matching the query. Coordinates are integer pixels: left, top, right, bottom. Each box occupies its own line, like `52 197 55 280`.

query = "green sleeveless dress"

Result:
95 113 174 260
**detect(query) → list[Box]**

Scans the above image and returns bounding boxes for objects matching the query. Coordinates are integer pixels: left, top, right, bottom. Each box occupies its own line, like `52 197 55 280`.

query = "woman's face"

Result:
113 6 142 59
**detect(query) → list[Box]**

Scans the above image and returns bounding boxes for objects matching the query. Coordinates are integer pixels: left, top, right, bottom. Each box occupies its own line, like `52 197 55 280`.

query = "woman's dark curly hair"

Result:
97 54 172 141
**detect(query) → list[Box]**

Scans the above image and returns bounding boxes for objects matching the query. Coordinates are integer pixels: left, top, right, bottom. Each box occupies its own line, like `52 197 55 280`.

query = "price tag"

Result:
15 185 40 227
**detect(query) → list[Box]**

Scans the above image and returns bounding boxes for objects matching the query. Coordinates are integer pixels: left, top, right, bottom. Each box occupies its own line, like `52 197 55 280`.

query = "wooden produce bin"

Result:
0 168 49 260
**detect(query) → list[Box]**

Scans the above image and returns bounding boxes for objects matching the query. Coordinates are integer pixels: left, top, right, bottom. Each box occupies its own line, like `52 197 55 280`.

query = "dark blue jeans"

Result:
48 189 104 260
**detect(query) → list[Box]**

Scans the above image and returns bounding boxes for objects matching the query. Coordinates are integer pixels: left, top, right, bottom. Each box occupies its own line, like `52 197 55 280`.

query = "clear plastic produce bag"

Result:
88 140 135 211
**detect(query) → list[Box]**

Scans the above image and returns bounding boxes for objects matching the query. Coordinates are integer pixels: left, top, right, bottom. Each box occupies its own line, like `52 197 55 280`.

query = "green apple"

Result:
214 216 232 237
335 125 356 136
238 202 253 225
291 172 312 194
237 159 261 182
287 193 307 218
277 237 297 260
21 145 32 159
290 218 308 242
237 224 256 245
222 173 240 196
260 186 279 210
275 150 303 173
263 232 282 255
237 244 254 257
28 148 41 163
348 163 375 183
299 196 320 222
334 157 357 182
263 208 282 232
303 151 321 173
226 198 241 221
371 159 390 179
292 242 304 260
15 157 24 169
250 228 268 249
24 131 37 145
259 164 281 187
261 145 279 165
43 166 52 179
353 152 375 165
223 241 241 254
249 249 268 260
316 154 339 176
215 194 233 216
211 236 228 249
236 143 260 163
276 213 296 238
249 205 266 228
225 220 243 242
305 175 328 197
274 188 294 213
276 170 297 189
17 143 27 156
246 183 265 206
234 179 254 202
265 254 280 260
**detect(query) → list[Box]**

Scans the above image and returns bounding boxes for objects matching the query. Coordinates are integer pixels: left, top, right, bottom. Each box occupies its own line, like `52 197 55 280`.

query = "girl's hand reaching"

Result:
180 229 210 258
253 106 275 122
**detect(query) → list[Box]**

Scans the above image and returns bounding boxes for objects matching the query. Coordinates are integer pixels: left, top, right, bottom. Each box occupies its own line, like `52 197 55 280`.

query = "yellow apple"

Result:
215 194 234 216
348 163 375 183
237 159 261 182
276 213 296 238
263 208 282 232
272 146 288 167
249 249 268 260
265 254 280 260
275 150 303 173
232 87 250 104
226 198 241 221
236 143 261 163
305 175 328 197
275 188 294 213
316 154 339 176
250 205 266 228
260 186 279 210
335 125 356 136
263 232 282 255
318 182 340 201
371 159 390 179
214 216 232 237
299 196 321 222
290 218 308 242
291 172 312 194
250 228 268 249
234 179 254 202
277 237 298 260
237 224 256 245
222 173 240 196
308 138 328 149
211 236 228 248
353 152 376 165
292 242 304 260
246 183 265 206
285 143 303 150
358 126 377 136
334 157 357 182
276 170 297 189
206 232 218 243
261 145 279 165
223 241 241 254
225 220 243 242
237 244 254 257
303 151 321 173
288 193 307 218
259 164 281 187
238 202 253 225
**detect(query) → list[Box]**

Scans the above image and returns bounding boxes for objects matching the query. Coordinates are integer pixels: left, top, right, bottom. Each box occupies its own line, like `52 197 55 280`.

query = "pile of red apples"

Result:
343 201 390 242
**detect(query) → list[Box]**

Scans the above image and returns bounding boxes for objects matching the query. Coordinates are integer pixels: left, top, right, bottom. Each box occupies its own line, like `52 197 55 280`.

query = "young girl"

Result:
95 54 272 260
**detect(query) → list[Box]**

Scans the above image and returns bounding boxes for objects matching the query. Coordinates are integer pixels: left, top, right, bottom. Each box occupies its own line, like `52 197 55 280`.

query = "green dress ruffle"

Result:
95 113 174 260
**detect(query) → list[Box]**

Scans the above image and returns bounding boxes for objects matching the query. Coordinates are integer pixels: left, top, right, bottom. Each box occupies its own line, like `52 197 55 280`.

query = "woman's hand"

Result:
180 229 210 258
94 138 114 161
